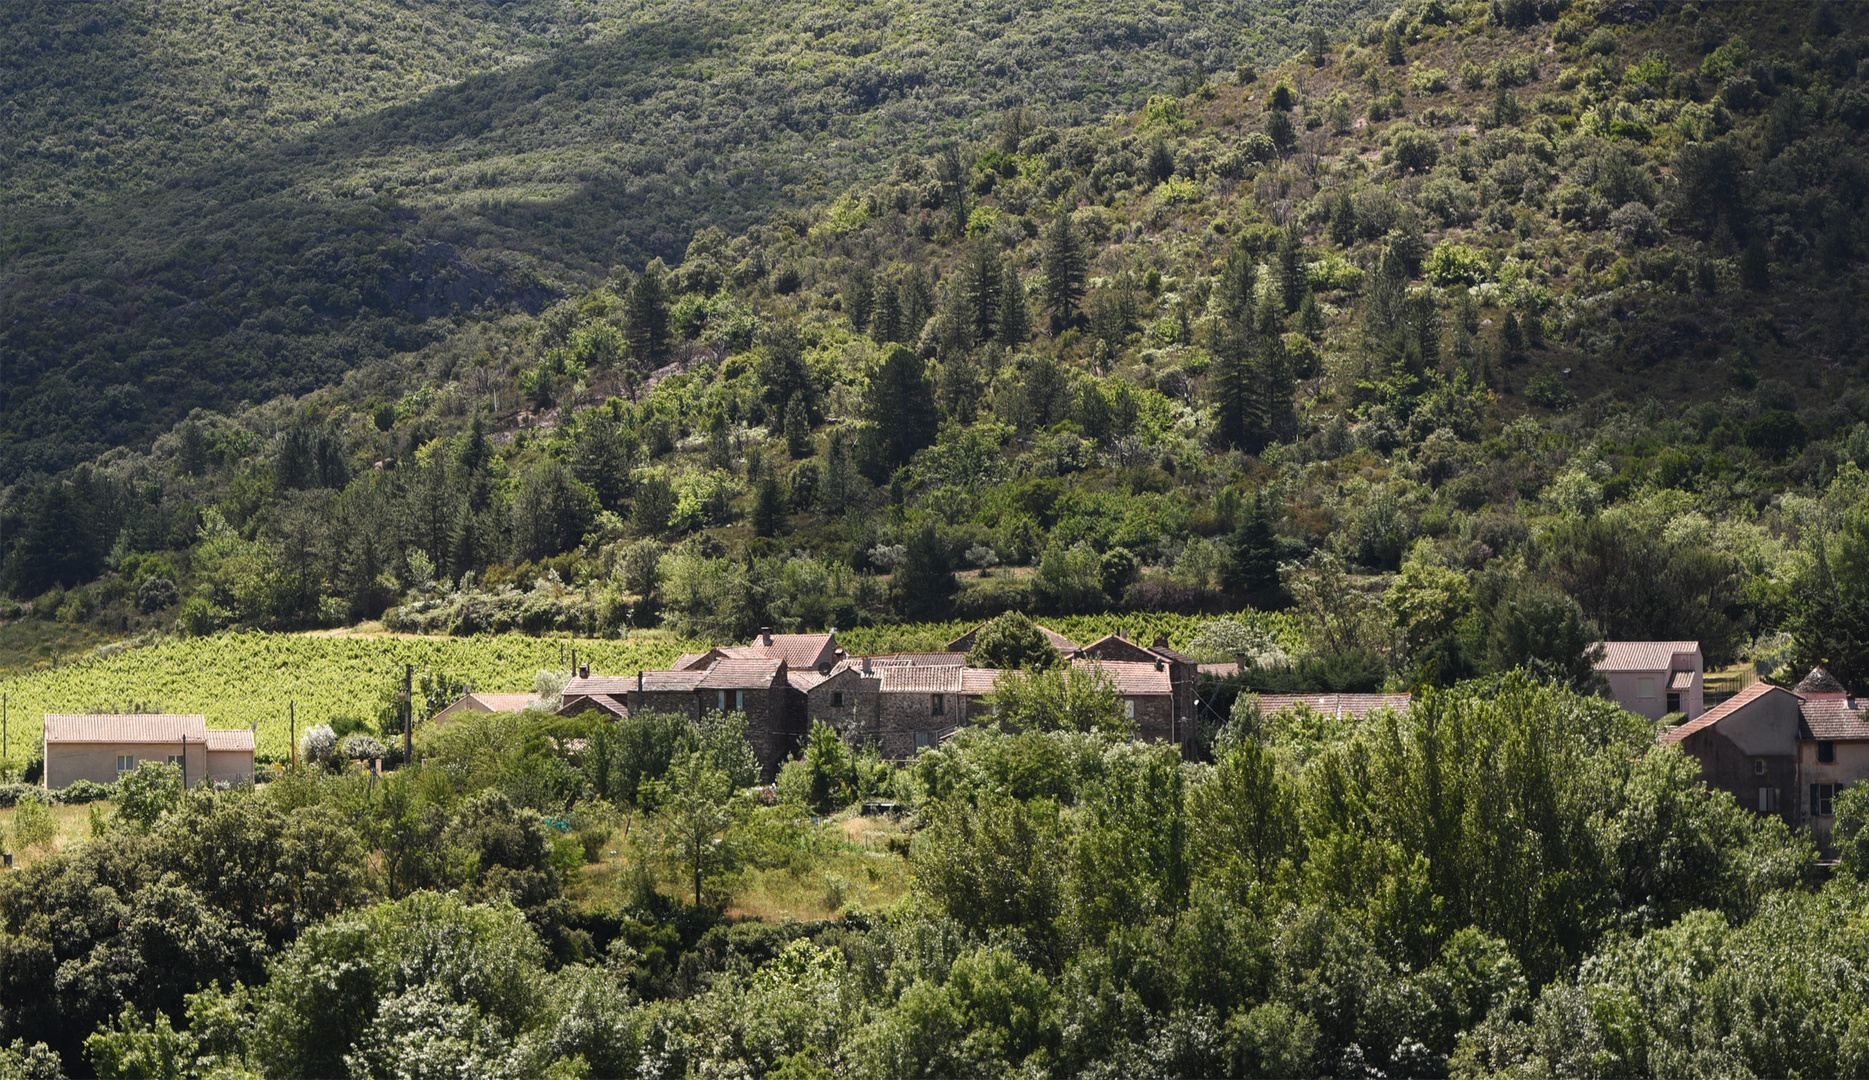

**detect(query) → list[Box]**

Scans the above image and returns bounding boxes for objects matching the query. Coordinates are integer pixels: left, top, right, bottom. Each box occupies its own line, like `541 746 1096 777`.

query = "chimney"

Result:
862 655 872 674
760 626 773 646
578 664 590 679
1155 658 1166 671
1153 635 1171 649
637 670 644 693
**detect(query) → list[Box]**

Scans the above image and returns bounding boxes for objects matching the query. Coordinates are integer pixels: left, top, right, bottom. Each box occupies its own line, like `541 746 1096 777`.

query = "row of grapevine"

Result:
0 631 699 760
0 613 1284 762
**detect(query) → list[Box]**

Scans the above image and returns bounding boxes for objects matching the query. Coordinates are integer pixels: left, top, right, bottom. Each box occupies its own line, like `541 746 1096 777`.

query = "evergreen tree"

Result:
1209 324 1258 452
846 265 876 331
1220 491 1287 605
1041 212 1087 333
784 394 813 458
996 258 1031 346
1276 223 1306 314
751 474 786 537
625 261 671 365
756 325 813 419
901 266 936 342
893 523 958 618
858 345 939 482
871 278 904 345
959 238 1001 348
1215 242 1257 327
1328 188 1357 247
1499 310 1526 365
823 430 853 514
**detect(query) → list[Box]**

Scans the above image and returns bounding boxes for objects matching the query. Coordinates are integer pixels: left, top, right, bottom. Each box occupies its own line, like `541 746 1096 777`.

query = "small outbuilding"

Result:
43 714 256 789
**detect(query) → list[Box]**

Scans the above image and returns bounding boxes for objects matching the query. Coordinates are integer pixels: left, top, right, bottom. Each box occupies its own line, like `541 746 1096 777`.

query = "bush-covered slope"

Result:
0 0 1388 477
9 0 1869 698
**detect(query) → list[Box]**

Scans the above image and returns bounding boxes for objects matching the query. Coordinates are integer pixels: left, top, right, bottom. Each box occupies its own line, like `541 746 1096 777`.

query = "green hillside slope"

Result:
0 0 1387 477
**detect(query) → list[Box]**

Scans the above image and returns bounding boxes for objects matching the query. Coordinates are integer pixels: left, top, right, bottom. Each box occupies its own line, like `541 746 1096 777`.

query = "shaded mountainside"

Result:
0 0 1389 477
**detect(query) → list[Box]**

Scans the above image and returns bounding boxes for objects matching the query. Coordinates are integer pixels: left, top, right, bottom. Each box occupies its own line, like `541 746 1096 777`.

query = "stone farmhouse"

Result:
539 624 1183 777
1663 666 1869 845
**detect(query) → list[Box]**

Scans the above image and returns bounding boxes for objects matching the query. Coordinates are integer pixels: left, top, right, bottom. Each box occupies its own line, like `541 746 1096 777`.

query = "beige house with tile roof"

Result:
1595 641 1704 720
43 714 255 789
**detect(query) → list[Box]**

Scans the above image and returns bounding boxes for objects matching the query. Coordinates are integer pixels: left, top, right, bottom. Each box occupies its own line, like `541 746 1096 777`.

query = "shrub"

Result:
10 793 57 851
57 779 116 805
1526 372 1577 411
300 724 338 766
116 761 183 829
341 734 388 762
1426 241 1489 285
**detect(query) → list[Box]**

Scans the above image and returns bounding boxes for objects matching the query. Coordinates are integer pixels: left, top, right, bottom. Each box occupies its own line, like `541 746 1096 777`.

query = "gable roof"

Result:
1595 641 1701 672
562 676 641 697
698 657 786 690
637 670 709 693
45 714 212 745
560 693 629 717
732 632 842 669
1074 658 1174 696
436 692 543 720
1659 681 1785 744
877 666 1003 695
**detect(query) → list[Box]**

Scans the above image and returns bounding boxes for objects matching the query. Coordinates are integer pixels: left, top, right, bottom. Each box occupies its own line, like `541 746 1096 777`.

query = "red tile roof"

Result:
43 714 255 747
698 657 786 690
733 632 841 669
1800 697 1869 741
204 729 256 752
637 670 708 693
562 676 641 697
1659 681 1780 744
1074 658 1174 696
878 666 1006 694
1595 641 1700 672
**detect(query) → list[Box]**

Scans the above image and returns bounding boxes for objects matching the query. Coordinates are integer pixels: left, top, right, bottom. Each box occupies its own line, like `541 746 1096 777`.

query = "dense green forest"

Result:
0 0 1384 476
10 0 1869 1074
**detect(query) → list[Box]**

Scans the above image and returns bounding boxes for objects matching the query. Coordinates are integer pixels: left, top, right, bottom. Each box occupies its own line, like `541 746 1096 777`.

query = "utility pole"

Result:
3 692 8 768
290 700 297 768
403 663 414 766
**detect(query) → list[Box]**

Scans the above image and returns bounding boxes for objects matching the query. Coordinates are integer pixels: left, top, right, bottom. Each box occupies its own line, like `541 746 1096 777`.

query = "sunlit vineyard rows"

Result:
0 613 1285 762
0 631 699 760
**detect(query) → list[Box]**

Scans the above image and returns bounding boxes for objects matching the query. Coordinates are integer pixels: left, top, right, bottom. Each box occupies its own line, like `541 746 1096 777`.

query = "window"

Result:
116 755 136 776
931 694 945 716
1754 759 1767 776
1666 692 1681 714
1813 782 1842 817
1637 677 1657 699
832 691 844 707
734 690 745 712
1819 741 1836 763
717 690 727 712
1124 699 1136 720
914 731 931 751
166 755 183 767
1759 787 1778 812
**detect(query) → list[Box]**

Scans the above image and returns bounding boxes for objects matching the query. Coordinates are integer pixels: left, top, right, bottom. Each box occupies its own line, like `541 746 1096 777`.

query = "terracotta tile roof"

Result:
204 729 256 752
638 670 708 693
672 652 714 671
865 652 968 666
698 657 785 690
1800 697 1869 740
736 632 841 669
1199 662 1243 678
1595 641 1700 672
1151 644 1197 664
1659 681 1780 744
1245 693 1413 720
788 669 831 692
1669 670 1696 691
560 693 628 717
1075 659 1173 696
562 676 641 697
1078 634 1159 663
44 714 207 743
960 669 1001 695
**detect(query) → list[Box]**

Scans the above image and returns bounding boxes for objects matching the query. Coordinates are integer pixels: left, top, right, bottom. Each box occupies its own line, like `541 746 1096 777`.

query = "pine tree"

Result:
858 344 939 481
893 523 958 618
1499 310 1526 365
1209 324 1258 452
1041 212 1087 333
1276 223 1306 314
1215 242 1256 327
959 238 1001 348
871 278 904 345
625 261 671 365
823 430 851 513
751 474 786 537
996 258 1031 346
784 394 813 458
1328 188 1357 247
847 265 875 331
1220 490 1287 605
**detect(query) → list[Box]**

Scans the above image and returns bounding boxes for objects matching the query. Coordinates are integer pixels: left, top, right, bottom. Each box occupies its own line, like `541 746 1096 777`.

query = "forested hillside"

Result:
0 0 1382 476
8 0 1869 697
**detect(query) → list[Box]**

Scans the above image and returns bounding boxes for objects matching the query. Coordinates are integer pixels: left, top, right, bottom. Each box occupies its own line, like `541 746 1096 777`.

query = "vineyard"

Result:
0 631 700 761
0 612 1282 762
